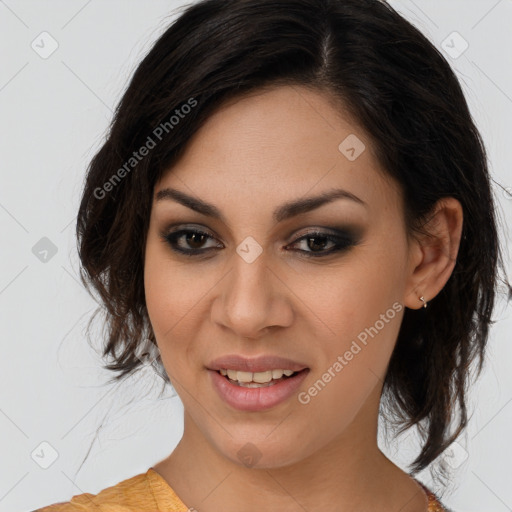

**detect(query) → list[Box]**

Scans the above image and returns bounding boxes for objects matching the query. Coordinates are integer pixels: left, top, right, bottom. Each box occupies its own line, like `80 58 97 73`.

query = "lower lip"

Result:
208 369 309 412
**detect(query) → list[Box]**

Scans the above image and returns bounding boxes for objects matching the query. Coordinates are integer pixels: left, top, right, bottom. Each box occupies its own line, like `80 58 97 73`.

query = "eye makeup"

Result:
158 223 365 259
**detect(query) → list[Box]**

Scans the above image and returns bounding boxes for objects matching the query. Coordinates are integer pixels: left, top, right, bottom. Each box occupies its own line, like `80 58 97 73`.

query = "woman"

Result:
34 0 510 510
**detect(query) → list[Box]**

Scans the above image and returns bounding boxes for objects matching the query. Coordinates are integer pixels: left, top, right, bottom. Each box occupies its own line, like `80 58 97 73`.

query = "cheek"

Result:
143 243 220 378
144 238 202 333
302 239 406 380
144 245 194 358
304 248 403 336
296 280 404 436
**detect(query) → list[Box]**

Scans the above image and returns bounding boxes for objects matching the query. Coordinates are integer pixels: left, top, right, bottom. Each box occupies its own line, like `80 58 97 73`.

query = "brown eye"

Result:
287 231 356 257
161 226 360 259
303 235 333 252
162 228 222 256
183 231 209 249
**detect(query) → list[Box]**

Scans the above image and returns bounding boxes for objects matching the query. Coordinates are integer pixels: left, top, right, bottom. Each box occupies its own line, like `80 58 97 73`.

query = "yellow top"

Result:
33 467 450 511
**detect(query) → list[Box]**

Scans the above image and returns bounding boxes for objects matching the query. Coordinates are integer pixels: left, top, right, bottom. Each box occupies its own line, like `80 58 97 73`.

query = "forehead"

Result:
155 85 402 220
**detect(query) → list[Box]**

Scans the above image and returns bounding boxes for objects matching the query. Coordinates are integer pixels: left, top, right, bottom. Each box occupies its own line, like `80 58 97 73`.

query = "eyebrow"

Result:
154 187 367 224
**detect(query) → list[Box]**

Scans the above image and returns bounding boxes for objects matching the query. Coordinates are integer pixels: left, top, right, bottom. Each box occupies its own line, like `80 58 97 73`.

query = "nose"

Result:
211 254 294 339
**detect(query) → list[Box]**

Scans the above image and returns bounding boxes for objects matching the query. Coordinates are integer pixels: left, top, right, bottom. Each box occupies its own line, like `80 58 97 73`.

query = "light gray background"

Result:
1 1 511 511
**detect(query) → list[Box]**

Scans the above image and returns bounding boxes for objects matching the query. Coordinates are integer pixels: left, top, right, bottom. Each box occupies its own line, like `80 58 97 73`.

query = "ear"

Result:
404 197 464 310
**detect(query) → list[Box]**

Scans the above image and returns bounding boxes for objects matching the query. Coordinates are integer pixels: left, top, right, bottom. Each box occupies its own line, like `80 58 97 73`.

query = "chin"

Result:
215 435 310 470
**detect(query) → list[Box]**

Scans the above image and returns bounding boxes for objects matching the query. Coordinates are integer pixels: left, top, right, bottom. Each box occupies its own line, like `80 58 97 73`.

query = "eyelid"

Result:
160 223 218 239
160 222 364 261
160 222 362 241
290 226 357 239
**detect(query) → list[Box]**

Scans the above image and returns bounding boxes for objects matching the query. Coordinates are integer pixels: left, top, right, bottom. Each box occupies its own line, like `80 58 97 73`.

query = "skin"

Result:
144 85 463 512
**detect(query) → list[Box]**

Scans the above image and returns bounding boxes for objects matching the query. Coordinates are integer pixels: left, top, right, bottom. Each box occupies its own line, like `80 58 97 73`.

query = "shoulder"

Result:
409 477 455 512
32 471 155 511
420 483 454 512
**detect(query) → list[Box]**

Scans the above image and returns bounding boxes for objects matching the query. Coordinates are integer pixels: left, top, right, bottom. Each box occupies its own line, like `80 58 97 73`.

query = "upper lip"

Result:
207 354 309 373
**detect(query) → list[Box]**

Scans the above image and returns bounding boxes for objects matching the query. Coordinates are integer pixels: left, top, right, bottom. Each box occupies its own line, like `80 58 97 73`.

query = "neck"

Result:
154 387 428 512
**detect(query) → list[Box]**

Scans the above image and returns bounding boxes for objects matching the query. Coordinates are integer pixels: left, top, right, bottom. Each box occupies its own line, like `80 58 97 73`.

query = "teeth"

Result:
220 368 296 383
253 370 273 383
234 370 252 383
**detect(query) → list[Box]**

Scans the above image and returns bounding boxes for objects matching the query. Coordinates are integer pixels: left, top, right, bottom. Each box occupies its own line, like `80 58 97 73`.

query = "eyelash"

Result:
160 227 358 258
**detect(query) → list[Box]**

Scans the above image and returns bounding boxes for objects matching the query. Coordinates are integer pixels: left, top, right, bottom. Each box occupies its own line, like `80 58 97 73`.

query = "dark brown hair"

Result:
76 0 511 484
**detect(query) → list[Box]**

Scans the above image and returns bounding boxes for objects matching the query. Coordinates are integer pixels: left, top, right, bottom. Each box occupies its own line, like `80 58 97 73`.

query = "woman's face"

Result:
144 85 419 468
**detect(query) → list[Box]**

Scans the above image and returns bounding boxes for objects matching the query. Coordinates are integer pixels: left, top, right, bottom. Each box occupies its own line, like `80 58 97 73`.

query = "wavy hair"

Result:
75 0 511 484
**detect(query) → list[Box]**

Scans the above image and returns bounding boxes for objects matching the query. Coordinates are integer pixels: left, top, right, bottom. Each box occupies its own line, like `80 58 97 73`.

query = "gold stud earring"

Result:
419 296 428 308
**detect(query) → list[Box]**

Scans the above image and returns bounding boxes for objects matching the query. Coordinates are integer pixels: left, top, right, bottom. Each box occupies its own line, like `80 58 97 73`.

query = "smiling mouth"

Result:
209 367 310 411
217 368 304 388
